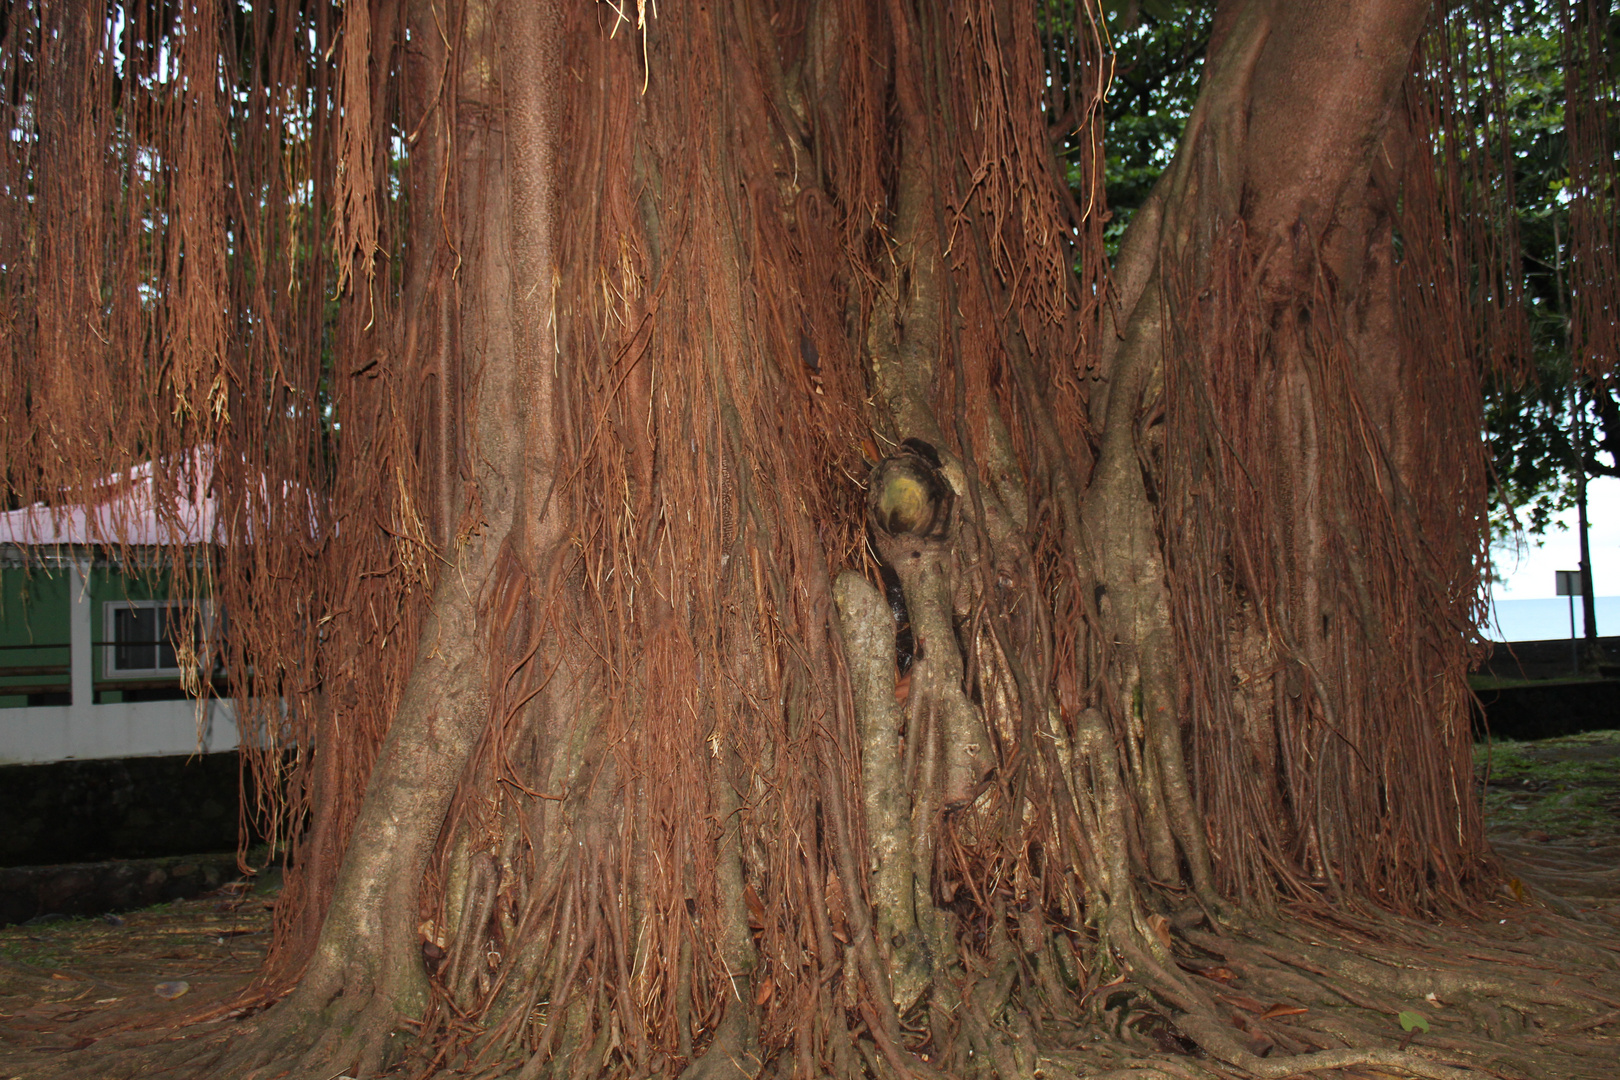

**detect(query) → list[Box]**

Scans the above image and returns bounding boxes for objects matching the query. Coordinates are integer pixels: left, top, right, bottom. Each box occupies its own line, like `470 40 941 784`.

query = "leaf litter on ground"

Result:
0 874 274 1072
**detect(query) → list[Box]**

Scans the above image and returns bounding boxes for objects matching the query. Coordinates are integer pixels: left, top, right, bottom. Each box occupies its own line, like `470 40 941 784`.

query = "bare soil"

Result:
0 878 275 1078
1 736 1617 1079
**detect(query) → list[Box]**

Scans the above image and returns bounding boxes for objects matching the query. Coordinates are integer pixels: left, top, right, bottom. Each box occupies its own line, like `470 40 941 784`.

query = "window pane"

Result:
114 606 156 671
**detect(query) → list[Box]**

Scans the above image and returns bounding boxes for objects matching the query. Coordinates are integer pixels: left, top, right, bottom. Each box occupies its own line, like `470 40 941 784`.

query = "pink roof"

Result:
0 448 316 547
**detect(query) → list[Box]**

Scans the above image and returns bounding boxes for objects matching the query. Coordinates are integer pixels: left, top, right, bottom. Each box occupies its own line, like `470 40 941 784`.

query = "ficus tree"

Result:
1 1 1617 1079
1462 0 1618 647
1101 2 1620 553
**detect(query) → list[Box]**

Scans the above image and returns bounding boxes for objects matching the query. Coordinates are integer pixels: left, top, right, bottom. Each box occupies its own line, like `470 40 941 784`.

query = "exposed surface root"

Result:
216 978 414 1080
5 878 1620 1079
1494 836 1620 907
1126 897 1620 1080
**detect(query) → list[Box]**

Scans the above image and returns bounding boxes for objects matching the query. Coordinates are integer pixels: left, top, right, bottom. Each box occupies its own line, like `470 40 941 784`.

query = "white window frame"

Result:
102 599 216 677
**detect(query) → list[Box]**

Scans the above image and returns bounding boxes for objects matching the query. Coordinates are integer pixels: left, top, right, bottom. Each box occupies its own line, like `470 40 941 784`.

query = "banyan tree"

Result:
2 0 1618 1077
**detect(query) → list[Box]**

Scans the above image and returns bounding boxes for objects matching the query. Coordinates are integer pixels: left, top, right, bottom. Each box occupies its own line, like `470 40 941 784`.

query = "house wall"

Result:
0 696 240 765
0 554 239 765
0 564 72 701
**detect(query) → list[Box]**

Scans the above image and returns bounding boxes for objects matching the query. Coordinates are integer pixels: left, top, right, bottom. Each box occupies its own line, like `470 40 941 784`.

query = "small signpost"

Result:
1555 569 1583 674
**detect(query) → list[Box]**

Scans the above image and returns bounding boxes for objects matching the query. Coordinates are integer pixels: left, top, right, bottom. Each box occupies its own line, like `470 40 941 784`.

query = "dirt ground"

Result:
2 732 1619 1079
0 872 276 1078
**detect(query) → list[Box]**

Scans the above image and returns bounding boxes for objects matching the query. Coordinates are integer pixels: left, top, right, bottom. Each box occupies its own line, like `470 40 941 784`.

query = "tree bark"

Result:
0 1 1530 1077
241 2 1499 1075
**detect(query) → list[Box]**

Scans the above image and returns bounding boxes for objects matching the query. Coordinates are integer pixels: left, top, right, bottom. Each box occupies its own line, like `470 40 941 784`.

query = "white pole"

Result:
70 558 93 707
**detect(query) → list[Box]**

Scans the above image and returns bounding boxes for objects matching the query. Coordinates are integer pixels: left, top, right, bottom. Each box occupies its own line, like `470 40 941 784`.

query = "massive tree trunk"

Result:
228 0 1501 1074
1114 0 1494 910
5 1 1619 1079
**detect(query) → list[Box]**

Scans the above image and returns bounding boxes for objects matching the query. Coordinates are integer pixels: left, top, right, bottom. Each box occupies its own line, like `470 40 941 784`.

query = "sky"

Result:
1486 474 1619 641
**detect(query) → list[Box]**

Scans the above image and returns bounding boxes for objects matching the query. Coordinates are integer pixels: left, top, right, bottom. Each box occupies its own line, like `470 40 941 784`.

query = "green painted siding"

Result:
0 566 72 704
0 558 198 708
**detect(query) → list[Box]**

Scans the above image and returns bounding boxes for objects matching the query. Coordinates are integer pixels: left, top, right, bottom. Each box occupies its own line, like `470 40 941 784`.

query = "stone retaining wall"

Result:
0 752 249 867
0 852 243 926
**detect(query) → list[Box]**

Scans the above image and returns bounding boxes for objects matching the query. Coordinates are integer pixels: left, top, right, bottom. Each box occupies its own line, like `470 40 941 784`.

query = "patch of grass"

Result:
1474 729 1620 837
0 878 278 977
0 917 93 969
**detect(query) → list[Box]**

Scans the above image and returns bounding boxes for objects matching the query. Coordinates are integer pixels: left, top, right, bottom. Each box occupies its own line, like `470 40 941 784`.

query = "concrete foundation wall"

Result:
0 697 238 765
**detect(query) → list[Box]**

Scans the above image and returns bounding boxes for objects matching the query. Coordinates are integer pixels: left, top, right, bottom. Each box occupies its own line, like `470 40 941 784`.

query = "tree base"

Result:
2 890 1617 1080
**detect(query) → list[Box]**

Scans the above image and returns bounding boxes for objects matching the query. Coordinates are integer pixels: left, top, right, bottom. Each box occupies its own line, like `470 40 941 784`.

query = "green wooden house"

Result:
0 456 237 764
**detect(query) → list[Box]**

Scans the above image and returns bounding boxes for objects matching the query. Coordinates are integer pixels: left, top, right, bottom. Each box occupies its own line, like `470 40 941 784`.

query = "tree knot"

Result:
867 438 953 540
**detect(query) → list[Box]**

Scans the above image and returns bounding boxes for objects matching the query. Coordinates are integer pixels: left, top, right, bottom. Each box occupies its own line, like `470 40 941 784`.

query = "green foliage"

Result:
1475 3 1619 540
1095 2 1211 252
1480 12 1573 536
1397 1010 1431 1034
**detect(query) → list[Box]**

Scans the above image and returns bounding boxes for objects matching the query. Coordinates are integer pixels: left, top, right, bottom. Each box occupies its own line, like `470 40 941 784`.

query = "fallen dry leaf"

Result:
1220 993 1268 1014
